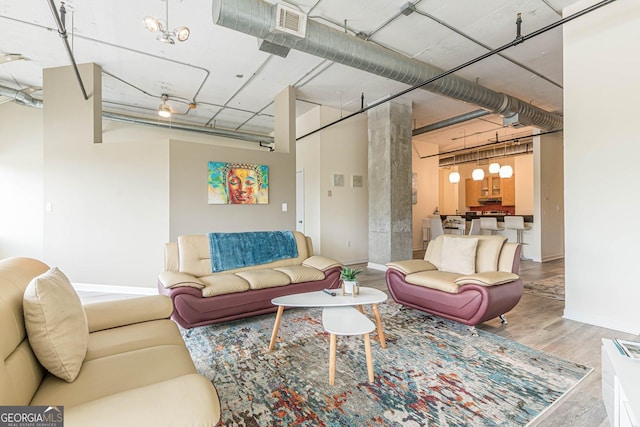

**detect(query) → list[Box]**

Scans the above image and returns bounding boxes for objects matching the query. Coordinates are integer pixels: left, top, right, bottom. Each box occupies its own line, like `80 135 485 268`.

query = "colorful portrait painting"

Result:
208 161 269 204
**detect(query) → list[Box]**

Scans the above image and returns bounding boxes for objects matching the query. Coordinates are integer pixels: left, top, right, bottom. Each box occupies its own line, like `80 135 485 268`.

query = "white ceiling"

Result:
0 0 587 151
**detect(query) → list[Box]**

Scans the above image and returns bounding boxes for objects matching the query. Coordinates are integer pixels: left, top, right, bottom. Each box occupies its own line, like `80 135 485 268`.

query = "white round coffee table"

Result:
268 287 388 351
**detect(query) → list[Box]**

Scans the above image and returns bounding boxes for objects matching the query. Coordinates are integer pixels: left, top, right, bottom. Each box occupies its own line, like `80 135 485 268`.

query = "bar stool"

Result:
421 218 430 249
445 215 465 235
429 216 444 239
480 217 504 235
468 218 482 235
504 216 531 259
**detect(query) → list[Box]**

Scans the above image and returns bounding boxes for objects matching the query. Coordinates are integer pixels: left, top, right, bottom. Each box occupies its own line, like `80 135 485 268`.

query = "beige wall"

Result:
515 155 534 215
535 131 564 261
563 0 639 334
297 106 369 264
1 64 299 289
0 103 44 260
411 143 439 250
169 139 296 238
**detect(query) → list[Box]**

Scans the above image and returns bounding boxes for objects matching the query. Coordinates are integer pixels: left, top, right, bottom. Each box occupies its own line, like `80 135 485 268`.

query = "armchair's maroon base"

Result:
385 269 523 327
158 266 342 329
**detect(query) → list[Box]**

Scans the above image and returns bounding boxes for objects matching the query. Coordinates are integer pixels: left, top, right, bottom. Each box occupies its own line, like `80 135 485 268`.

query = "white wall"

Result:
297 106 369 264
563 0 640 334
0 103 44 260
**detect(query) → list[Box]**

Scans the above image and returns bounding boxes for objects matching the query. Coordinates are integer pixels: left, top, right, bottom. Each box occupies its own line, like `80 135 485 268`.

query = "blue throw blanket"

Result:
208 231 299 272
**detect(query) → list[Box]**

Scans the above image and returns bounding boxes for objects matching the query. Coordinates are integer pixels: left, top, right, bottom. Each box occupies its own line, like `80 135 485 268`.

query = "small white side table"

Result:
322 306 375 385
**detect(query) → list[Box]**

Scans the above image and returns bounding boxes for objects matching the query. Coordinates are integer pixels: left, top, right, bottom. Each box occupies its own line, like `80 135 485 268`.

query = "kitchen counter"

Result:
439 214 534 223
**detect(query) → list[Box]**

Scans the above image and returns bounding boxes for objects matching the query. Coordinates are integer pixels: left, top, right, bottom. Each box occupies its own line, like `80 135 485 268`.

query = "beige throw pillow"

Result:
439 237 478 275
23 267 88 383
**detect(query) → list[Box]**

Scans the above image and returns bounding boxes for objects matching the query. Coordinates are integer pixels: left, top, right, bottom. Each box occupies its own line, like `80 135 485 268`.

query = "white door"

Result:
296 170 304 233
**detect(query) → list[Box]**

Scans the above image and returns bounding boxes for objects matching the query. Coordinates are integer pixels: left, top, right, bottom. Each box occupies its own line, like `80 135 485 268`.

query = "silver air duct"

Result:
0 85 43 109
0 86 272 144
212 0 562 131
102 112 273 145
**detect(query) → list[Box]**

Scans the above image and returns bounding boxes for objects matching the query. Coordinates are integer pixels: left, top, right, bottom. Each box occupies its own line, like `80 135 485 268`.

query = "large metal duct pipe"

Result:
103 112 274 144
212 0 563 131
0 85 43 109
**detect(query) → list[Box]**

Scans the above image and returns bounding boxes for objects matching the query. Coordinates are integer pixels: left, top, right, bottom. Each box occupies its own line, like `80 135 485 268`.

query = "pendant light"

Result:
499 142 513 178
449 154 460 183
499 164 513 178
489 160 501 174
472 148 484 181
489 136 500 173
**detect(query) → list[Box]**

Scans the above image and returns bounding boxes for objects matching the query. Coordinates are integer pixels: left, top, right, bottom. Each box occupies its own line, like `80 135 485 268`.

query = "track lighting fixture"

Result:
144 0 190 44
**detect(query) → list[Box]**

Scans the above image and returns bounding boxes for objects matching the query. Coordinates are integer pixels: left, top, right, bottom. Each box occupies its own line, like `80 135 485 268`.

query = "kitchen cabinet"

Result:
482 176 501 198
465 175 516 206
465 179 482 207
501 176 515 206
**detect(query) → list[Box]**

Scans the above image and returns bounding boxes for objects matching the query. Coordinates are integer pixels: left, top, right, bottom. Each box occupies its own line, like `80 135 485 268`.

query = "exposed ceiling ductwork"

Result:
0 84 273 145
0 85 43 109
212 0 563 131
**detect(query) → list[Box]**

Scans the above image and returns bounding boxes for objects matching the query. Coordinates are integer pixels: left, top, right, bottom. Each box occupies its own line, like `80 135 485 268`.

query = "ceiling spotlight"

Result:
143 0 190 45
158 94 172 118
175 26 190 42
143 16 163 33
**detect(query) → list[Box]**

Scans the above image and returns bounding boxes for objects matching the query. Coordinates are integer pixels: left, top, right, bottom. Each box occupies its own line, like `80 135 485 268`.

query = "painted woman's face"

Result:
227 167 258 204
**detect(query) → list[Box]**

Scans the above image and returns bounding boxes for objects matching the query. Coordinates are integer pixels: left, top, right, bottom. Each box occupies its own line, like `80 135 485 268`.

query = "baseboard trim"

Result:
72 282 156 296
541 253 565 262
367 262 387 272
563 309 639 335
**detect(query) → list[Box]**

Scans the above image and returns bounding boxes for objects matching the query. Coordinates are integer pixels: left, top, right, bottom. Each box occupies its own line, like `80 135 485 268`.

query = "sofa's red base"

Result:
385 269 523 326
158 266 342 329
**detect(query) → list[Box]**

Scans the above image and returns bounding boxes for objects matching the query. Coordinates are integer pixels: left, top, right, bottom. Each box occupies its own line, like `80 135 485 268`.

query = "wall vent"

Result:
275 3 307 38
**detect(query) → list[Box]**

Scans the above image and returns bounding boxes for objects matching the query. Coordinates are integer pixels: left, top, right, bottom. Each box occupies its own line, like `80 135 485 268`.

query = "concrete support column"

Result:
367 99 413 267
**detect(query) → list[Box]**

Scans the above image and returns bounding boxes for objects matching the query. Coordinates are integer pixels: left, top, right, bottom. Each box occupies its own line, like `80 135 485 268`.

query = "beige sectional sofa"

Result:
0 257 220 427
158 231 342 329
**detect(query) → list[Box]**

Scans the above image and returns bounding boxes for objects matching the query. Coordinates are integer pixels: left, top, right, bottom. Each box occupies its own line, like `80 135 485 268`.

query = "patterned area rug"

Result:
183 301 589 426
524 275 565 301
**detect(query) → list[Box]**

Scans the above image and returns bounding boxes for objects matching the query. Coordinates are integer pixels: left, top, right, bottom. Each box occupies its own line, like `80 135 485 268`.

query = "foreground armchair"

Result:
386 235 523 333
0 257 220 427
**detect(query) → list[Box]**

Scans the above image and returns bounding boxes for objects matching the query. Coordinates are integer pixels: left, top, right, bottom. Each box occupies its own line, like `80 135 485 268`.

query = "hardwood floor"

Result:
358 256 637 427
79 257 635 426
